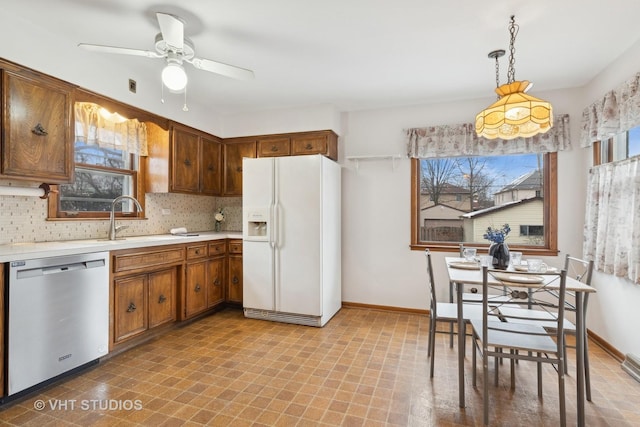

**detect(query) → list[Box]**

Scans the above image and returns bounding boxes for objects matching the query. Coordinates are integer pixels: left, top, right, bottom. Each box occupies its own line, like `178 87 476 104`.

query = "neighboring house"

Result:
493 169 543 206
461 197 544 245
421 183 475 211
420 203 467 241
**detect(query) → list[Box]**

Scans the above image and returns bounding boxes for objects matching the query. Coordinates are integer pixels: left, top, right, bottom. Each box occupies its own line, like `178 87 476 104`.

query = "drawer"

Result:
291 136 327 156
187 244 208 260
228 240 243 254
208 241 227 256
258 137 290 157
113 247 185 273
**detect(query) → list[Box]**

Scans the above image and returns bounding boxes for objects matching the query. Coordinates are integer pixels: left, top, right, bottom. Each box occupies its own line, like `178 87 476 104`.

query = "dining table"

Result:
445 256 597 427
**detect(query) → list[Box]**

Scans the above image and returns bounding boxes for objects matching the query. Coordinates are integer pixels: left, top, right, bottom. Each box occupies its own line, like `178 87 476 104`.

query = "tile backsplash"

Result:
0 180 243 244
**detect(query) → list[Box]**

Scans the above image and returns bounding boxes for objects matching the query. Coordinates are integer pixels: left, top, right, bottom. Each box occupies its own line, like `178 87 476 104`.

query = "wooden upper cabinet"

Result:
291 131 337 160
258 137 291 157
223 140 257 196
147 122 222 196
1 64 74 183
201 136 222 195
171 126 200 193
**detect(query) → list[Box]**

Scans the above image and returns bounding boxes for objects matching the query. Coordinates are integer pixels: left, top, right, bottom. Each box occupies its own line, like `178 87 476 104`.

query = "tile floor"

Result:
1 307 639 426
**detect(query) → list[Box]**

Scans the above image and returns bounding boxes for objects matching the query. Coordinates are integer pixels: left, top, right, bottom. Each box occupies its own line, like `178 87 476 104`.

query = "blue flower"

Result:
483 224 510 244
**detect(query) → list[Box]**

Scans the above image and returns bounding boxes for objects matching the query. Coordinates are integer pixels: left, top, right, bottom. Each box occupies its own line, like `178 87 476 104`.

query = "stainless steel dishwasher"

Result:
7 251 110 396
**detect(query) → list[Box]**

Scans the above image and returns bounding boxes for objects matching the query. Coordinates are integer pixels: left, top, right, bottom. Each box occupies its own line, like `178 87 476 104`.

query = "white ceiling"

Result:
3 0 640 118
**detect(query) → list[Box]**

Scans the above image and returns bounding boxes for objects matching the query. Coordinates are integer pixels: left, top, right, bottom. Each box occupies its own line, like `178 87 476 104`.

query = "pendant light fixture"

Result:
475 16 552 140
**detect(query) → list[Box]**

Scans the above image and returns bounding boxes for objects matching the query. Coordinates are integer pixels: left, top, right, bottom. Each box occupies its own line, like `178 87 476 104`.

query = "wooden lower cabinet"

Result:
227 240 243 304
113 267 177 345
114 274 148 343
148 269 177 328
184 260 208 318
207 257 226 307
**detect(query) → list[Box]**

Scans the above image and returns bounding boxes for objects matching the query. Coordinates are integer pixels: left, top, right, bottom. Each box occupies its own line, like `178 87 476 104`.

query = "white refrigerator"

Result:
242 154 341 327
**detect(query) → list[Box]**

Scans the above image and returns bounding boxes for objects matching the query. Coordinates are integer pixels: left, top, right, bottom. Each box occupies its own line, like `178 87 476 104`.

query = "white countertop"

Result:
0 231 243 263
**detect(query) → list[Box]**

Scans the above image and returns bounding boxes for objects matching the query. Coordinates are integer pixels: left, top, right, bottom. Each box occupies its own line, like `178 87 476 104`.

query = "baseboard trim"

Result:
342 301 428 315
587 329 624 362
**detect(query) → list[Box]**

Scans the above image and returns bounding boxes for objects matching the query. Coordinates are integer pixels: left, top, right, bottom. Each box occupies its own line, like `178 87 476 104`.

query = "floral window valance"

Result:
74 102 148 156
580 71 640 148
405 114 570 158
584 156 640 284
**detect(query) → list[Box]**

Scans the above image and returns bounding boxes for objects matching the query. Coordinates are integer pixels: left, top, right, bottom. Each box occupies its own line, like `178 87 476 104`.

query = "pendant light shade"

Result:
475 16 553 140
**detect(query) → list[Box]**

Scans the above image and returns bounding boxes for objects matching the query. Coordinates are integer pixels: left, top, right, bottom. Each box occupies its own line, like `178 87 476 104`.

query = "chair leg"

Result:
427 316 434 357
537 354 543 398
472 335 477 387
558 353 567 427
483 345 489 426
510 349 515 389
584 332 592 401
429 319 437 378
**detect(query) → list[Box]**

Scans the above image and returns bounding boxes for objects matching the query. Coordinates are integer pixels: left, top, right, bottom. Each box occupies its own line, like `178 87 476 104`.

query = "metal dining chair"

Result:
470 267 569 427
424 249 482 378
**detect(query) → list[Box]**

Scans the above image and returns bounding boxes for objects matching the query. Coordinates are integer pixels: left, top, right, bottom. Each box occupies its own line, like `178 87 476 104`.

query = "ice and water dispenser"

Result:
244 208 270 241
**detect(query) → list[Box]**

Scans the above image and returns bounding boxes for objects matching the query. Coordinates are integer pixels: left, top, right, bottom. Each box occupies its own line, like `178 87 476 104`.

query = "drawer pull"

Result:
207 164 215 171
271 145 279 152
232 276 239 285
126 302 137 312
236 166 242 172
195 284 201 292
32 123 48 136
214 278 220 286
158 294 167 303
305 143 313 150
195 249 201 255
184 158 192 166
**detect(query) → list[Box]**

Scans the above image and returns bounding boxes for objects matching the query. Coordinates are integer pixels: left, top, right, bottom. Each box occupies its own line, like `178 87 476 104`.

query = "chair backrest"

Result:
424 249 438 318
480 266 568 345
564 254 594 285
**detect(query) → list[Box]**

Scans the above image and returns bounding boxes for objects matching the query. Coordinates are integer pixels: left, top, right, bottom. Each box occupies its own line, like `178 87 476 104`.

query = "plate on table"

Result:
513 265 559 273
448 261 480 270
491 272 545 284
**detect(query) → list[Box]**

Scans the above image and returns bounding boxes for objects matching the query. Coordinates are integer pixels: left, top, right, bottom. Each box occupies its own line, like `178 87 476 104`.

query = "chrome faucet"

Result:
109 195 143 240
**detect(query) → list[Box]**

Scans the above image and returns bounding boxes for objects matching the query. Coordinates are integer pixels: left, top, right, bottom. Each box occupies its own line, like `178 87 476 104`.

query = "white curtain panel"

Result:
74 102 148 156
584 156 640 284
580 71 640 148
406 114 570 158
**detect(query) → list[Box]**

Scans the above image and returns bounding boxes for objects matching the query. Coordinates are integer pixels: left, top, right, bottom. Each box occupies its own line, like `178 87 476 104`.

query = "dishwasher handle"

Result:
16 259 106 279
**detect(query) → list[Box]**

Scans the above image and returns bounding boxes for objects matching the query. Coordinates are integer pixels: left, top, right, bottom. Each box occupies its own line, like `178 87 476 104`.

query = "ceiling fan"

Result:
78 12 254 94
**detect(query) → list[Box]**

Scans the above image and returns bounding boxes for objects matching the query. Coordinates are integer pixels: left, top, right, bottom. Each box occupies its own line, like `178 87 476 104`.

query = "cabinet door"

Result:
171 127 200 193
114 275 148 343
201 136 222 195
291 135 327 156
223 141 256 196
2 70 73 182
207 257 225 307
185 261 208 318
227 255 243 304
148 268 177 328
258 137 291 157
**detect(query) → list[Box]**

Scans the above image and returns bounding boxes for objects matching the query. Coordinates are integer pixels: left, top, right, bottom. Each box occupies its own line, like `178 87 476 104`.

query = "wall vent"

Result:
621 353 640 383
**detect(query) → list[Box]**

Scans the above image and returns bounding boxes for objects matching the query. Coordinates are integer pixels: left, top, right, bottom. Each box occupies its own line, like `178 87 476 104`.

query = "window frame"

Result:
48 158 146 220
410 152 558 255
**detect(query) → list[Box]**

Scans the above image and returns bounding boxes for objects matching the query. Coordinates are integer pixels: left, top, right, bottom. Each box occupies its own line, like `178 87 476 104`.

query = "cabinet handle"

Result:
236 166 242 172
305 143 313 150
126 302 137 312
195 284 201 292
195 249 201 255
208 164 215 171
270 145 279 152
32 123 48 136
232 276 239 284
158 294 167 303
214 278 220 286
184 159 192 166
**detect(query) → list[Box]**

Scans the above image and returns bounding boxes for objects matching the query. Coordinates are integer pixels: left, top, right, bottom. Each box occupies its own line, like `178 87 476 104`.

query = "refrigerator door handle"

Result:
269 203 276 249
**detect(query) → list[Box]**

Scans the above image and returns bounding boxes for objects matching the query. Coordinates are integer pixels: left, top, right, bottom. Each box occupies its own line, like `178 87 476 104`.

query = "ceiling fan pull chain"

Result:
183 86 189 112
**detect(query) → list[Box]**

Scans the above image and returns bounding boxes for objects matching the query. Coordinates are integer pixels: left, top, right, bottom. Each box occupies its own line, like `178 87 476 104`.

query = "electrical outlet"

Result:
161 208 171 216
129 79 137 93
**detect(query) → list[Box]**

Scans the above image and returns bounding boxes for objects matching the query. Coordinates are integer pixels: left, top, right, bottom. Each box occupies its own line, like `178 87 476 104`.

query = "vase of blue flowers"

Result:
483 224 510 270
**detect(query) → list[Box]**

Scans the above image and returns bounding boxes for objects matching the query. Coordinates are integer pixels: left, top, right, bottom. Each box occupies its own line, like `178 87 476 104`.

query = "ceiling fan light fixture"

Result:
161 61 188 92
475 16 553 140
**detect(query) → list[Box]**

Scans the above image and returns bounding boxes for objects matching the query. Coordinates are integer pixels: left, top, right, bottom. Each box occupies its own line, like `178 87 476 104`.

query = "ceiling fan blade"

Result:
78 43 163 58
156 12 184 50
189 57 255 80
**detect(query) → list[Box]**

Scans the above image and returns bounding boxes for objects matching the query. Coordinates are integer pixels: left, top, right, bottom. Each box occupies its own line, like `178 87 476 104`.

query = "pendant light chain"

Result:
506 15 519 84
